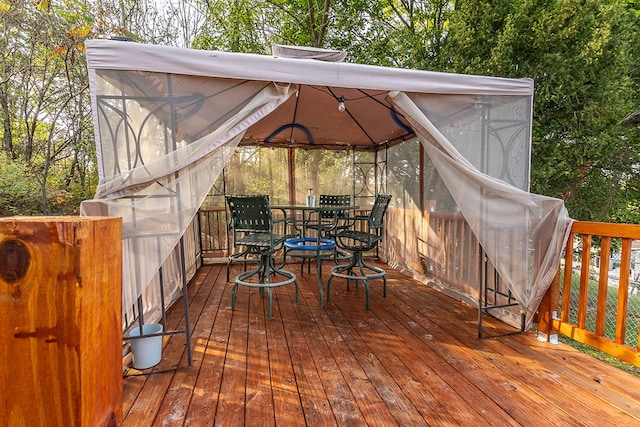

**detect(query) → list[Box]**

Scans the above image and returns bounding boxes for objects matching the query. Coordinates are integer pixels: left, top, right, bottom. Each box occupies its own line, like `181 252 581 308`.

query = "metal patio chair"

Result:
305 194 352 234
226 195 299 319
327 194 392 310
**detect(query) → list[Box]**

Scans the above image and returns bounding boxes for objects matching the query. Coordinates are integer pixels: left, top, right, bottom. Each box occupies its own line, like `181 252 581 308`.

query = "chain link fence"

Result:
560 247 640 349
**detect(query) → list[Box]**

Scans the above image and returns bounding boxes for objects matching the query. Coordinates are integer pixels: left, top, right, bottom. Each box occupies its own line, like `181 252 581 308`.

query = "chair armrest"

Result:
342 215 372 228
273 215 299 236
273 216 295 225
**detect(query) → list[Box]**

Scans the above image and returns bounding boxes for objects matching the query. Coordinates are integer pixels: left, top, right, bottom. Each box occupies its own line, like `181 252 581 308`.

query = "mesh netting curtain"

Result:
81 76 294 314
389 91 572 328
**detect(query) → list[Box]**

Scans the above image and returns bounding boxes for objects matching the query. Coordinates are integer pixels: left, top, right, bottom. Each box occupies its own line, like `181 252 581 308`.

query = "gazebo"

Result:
79 39 570 348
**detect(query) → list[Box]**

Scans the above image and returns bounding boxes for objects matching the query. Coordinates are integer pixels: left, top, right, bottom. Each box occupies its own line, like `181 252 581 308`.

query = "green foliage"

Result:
0 152 86 216
0 153 42 216
0 0 99 215
193 0 278 52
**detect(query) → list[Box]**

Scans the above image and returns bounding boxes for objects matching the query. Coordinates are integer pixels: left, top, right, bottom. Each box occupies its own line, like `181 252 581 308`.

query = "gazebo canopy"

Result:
81 40 570 329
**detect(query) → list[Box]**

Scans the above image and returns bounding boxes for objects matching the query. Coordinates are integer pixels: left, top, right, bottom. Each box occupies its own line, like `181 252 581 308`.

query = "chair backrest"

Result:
226 195 272 234
368 194 392 229
319 194 351 218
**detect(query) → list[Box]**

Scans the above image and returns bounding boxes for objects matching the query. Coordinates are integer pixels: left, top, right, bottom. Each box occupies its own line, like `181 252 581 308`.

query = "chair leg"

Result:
280 247 288 268
234 252 297 319
328 251 386 310
364 279 370 311
231 282 239 311
227 247 252 282
383 275 387 298
316 257 324 307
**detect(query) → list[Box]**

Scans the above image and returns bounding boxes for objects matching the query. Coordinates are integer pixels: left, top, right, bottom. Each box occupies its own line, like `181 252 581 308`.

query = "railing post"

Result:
536 268 560 342
0 216 123 426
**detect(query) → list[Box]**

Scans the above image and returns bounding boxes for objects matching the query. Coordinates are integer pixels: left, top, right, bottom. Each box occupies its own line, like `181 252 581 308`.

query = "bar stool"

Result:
327 194 392 310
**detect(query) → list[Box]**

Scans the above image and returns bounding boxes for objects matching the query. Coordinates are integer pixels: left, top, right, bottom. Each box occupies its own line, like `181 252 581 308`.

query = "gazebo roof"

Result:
85 40 534 150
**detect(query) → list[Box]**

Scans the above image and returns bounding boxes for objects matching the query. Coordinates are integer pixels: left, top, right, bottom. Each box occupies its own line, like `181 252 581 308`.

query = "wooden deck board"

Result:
339 289 499 426
299 281 398 425
184 273 231 426
264 289 306 427
123 262 640 426
325 287 443 425
292 282 367 426
393 282 589 425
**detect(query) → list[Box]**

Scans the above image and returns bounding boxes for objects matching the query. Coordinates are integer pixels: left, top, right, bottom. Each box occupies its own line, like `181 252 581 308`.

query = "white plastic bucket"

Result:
129 323 163 369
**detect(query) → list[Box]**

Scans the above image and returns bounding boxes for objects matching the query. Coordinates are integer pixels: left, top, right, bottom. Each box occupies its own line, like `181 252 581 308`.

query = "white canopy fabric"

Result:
80 39 570 329
389 92 571 326
84 40 533 94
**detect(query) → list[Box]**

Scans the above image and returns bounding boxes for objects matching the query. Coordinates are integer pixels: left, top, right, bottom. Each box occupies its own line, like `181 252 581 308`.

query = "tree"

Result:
0 0 198 215
0 1 96 214
193 0 279 52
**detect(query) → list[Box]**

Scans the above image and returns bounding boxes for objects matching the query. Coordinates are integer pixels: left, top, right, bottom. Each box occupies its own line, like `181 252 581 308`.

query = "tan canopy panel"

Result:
81 39 571 329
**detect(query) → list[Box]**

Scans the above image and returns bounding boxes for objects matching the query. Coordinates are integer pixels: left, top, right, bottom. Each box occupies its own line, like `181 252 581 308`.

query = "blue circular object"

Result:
284 237 336 251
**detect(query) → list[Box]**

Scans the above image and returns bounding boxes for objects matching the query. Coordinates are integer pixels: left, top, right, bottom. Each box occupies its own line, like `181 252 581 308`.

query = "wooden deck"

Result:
122 262 640 426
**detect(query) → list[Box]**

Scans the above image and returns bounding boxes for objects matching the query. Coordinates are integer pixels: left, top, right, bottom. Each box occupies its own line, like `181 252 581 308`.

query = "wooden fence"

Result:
538 221 640 367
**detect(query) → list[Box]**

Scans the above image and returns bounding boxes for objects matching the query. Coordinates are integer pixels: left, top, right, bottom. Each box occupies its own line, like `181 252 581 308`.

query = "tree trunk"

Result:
0 83 13 158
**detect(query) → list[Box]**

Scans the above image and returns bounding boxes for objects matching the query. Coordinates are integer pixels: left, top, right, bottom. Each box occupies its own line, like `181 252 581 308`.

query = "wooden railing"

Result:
538 221 640 367
198 206 229 259
416 211 483 291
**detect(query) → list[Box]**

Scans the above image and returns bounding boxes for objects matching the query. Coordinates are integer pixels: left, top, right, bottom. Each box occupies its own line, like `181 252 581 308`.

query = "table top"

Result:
271 204 359 211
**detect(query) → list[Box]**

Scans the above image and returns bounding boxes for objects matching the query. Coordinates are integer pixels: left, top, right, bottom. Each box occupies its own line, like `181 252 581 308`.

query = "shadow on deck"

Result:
122 262 640 426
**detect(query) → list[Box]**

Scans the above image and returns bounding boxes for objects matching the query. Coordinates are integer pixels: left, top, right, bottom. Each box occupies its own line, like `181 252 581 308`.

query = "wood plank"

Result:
326 287 465 425
337 283 509 426
323 277 428 425
279 274 337 425
617 239 632 346
377 275 566 424
298 272 399 425
578 234 592 329
387 272 633 426
211 278 250 425
571 221 640 239
597 237 612 336
341 277 515 425
0 217 123 427
184 270 233 425
506 334 640 421
292 273 369 425
245 286 276 424
122 262 640 427
152 266 224 425
263 281 306 426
